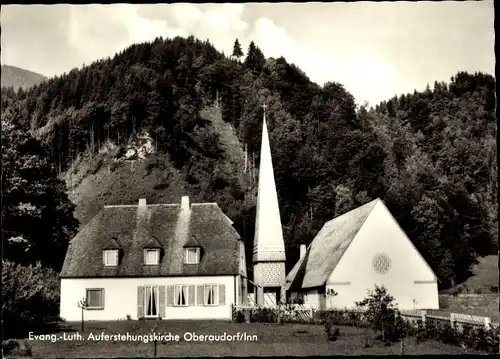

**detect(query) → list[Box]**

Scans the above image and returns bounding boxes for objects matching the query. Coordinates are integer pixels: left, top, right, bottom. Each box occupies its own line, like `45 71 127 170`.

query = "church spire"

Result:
252 102 286 306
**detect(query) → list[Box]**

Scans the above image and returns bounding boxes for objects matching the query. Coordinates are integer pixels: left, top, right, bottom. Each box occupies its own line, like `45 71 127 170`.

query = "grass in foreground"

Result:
13 320 485 357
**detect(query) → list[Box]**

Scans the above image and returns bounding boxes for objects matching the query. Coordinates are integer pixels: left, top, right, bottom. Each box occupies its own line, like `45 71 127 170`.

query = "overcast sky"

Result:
1 2 495 106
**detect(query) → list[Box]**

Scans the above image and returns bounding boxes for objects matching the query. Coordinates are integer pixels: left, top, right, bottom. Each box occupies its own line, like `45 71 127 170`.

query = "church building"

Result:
284 198 440 310
251 104 287 307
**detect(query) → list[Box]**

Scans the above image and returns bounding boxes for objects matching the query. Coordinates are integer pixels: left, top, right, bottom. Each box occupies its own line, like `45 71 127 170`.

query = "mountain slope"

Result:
1 64 47 89
1 36 496 289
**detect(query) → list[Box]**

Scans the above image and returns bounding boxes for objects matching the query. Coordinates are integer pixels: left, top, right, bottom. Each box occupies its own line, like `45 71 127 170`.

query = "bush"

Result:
437 323 459 345
233 309 245 323
413 319 427 342
2 260 60 338
313 309 331 322
3 339 20 354
384 311 409 342
355 285 400 342
408 317 500 353
250 307 277 323
2 339 32 357
324 322 340 341
323 309 367 328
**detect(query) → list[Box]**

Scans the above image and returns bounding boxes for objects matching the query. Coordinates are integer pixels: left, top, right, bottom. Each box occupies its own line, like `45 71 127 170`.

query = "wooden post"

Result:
277 302 281 325
77 298 88 333
310 307 314 320
450 313 456 327
244 308 250 323
421 310 427 325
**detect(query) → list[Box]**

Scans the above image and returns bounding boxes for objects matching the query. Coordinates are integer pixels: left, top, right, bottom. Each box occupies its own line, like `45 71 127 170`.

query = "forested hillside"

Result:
1 64 47 90
2 35 497 291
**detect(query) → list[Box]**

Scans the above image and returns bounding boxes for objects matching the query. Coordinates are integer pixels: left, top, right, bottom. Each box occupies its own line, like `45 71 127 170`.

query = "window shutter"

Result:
166 285 174 307
197 285 204 306
137 286 144 319
188 285 195 306
159 286 166 318
219 284 226 306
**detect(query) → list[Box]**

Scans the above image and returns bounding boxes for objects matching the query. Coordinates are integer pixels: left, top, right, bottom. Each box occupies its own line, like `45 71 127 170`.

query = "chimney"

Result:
181 196 190 211
300 244 307 260
138 198 147 207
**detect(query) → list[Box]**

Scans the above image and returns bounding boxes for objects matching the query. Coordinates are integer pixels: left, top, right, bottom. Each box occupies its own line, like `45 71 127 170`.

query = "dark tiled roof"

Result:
286 199 378 290
60 202 241 278
103 237 121 250
184 235 201 248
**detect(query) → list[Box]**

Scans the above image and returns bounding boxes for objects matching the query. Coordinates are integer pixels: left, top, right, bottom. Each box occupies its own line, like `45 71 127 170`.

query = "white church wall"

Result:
326 200 439 310
60 275 236 321
303 288 319 308
288 288 327 309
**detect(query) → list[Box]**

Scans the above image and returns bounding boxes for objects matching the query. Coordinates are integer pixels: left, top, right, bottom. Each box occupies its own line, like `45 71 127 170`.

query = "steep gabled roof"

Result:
60 201 241 278
287 199 379 290
143 236 162 249
183 235 202 248
103 237 121 250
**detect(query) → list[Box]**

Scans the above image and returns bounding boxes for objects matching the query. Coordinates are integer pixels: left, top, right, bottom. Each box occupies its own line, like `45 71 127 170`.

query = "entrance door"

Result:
263 287 280 307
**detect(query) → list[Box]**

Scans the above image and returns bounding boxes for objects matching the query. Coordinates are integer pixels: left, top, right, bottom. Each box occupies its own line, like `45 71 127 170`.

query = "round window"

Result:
372 253 391 274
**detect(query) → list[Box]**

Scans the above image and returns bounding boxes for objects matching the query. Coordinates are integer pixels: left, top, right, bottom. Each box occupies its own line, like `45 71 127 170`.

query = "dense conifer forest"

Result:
2 35 497 297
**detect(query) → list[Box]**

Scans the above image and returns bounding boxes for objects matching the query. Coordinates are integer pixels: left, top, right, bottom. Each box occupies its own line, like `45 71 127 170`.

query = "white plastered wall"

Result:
60 275 236 321
326 200 439 310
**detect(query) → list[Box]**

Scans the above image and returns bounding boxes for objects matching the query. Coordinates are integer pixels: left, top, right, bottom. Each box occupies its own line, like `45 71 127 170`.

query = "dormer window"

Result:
103 250 119 266
144 249 160 265
185 247 200 264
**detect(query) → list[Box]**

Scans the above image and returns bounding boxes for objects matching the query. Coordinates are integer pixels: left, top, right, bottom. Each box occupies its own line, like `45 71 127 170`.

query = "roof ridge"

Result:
327 199 379 274
329 198 378 222
289 198 379 289
104 204 180 208
103 203 220 208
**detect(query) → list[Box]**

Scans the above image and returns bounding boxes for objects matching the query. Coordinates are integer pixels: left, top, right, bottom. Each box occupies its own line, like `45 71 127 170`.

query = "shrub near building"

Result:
2 260 60 338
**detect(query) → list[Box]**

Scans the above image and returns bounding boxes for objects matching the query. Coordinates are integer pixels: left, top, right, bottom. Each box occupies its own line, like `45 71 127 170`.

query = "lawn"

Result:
13 320 484 357
462 255 498 292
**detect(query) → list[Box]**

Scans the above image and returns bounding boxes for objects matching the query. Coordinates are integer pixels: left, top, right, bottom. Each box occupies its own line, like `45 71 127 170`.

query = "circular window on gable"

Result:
372 253 391 274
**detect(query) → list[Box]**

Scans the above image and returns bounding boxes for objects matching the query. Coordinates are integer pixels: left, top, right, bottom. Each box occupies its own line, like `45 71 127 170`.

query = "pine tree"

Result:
244 41 265 72
244 41 257 68
232 39 244 59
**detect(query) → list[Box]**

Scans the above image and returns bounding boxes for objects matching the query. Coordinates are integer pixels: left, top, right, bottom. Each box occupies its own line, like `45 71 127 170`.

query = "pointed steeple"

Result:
253 103 286 263
252 103 287 306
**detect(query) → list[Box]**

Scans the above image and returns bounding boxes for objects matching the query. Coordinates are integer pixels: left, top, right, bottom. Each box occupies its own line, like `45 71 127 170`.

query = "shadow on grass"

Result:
4 321 77 340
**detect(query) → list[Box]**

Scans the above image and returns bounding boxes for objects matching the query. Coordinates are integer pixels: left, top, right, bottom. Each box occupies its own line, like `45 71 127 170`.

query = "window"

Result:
86 289 104 309
174 285 188 306
103 250 118 266
144 286 159 317
144 249 160 265
184 248 199 264
372 253 391 274
204 284 218 306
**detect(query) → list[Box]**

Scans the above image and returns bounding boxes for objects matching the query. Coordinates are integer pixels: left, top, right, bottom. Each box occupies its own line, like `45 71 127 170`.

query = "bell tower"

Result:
252 103 286 306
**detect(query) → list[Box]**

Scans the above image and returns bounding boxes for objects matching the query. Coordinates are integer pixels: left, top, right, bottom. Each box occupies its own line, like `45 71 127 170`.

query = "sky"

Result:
1 2 495 106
